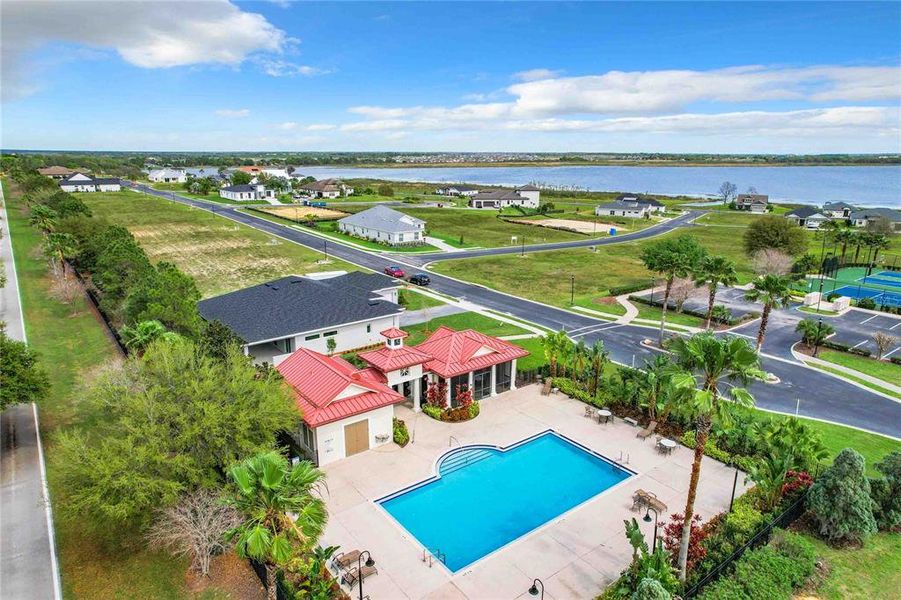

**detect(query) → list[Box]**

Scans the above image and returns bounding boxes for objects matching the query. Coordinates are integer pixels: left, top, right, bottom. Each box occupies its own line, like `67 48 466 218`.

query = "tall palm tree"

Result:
540 331 566 377
227 452 327 600
638 354 675 422
693 255 739 329
640 235 706 346
571 339 589 384
833 228 857 266
745 274 793 351
669 332 764 581
866 233 889 266
586 340 609 395
29 204 58 233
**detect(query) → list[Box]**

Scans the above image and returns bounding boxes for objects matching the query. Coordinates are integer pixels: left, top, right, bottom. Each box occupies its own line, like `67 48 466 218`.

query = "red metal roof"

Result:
380 327 408 339
358 344 431 372
414 326 529 378
277 348 405 427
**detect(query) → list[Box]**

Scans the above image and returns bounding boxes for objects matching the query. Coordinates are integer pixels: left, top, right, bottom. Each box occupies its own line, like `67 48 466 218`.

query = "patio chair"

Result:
584 405 596 418
636 421 657 440
332 549 361 571
541 380 552 396
632 489 656 510
341 564 378 588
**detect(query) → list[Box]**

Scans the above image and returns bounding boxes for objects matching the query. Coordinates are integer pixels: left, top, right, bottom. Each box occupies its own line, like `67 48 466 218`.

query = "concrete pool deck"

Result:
319 385 750 600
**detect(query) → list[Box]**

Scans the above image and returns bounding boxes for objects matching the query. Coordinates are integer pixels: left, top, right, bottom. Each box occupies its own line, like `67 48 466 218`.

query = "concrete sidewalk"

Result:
0 189 63 600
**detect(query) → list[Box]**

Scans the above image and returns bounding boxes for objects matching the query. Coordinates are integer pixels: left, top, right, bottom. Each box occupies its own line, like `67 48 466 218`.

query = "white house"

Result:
58 173 121 192
300 178 354 199
435 184 480 197
468 185 540 209
822 202 855 219
595 200 651 218
784 206 830 229
219 183 276 203
616 194 666 214
148 168 187 183
337 205 426 245
197 272 404 366
736 194 769 213
849 208 901 231
281 325 528 465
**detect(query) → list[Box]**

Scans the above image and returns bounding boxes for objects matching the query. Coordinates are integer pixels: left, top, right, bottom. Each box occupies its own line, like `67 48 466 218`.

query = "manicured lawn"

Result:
401 311 529 345
635 305 706 328
509 336 547 371
806 362 899 400
799 306 840 316
78 191 360 297
805 532 901 599
399 288 446 311
3 179 206 599
397 207 587 248
818 350 900 387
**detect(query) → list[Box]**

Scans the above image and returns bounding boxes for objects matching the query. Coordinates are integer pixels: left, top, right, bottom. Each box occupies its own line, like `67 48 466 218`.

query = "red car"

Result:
384 265 406 278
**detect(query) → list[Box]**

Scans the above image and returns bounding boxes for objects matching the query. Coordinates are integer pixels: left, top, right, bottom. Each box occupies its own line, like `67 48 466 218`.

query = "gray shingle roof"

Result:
823 201 855 211
596 200 648 211
338 205 424 233
223 184 257 192
471 189 526 201
197 273 403 344
616 193 662 206
785 206 823 219
850 207 901 222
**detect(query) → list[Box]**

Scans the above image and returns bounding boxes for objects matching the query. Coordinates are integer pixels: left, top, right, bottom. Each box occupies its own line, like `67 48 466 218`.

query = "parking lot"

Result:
633 285 763 321
826 309 901 358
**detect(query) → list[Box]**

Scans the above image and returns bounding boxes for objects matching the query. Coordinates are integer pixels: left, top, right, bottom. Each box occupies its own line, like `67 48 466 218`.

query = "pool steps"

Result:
438 448 496 476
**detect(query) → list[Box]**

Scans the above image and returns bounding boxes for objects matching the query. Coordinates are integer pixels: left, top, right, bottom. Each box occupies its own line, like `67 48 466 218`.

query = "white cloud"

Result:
306 124 337 131
255 58 330 77
278 121 299 130
2 0 286 101
215 108 250 118
512 68 562 82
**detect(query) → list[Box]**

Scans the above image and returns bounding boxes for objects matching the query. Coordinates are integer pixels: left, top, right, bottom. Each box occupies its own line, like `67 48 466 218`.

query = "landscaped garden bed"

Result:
420 379 481 422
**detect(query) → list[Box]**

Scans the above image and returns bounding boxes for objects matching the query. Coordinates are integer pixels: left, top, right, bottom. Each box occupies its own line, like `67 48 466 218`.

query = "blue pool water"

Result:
379 431 633 571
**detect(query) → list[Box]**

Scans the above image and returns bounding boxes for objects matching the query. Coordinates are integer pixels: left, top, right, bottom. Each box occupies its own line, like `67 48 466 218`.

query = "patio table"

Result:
658 438 677 454
596 409 612 424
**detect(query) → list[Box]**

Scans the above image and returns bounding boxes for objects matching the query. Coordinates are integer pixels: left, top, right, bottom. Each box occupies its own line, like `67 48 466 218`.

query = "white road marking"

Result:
891 321 901 331
852 340 868 349
861 314 879 324
883 346 901 359
572 323 623 338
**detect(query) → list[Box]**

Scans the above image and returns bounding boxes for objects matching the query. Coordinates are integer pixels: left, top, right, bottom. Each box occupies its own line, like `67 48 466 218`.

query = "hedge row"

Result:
821 339 872 357
680 431 759 474
629 295 759 326
608 282 653 296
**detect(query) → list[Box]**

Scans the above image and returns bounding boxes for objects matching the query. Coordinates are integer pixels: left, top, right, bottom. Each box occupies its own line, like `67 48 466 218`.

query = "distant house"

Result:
822 201 855 219
58 173 121 192
300 178 354 199
849 208 901 231
595 200 651 218
197 272 404 365
38 166 80 179
784 206 830 229
736 194 769 213
435 184 481 197
236 166 263 174
148 168 187 183
219 183 276 203
616 194 666 214
469 185 540 209
338 205 426 246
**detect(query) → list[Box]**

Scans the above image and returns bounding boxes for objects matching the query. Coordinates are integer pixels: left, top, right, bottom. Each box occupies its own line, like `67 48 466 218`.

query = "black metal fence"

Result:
66 262 129 356
515 367 544 387
684 491 809 598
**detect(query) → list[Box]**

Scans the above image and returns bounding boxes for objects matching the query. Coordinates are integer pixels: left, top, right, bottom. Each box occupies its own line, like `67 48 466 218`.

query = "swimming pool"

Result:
378 431 634 571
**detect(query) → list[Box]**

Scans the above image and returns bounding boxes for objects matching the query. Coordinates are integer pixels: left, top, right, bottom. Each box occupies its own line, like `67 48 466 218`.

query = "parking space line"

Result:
852 340 868 349
891 322 901 331
860 314 879 324
884 346 900 359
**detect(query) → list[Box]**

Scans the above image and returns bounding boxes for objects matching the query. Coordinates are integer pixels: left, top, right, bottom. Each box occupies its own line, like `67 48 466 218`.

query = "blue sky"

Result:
2 1 899 152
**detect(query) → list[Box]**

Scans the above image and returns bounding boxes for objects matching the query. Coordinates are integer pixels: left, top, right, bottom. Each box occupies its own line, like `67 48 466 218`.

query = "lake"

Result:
296 165 900 208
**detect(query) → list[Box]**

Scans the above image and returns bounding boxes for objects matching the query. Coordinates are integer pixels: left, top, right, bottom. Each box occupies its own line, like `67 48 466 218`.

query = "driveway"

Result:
0 192 62 600
129 184 901 438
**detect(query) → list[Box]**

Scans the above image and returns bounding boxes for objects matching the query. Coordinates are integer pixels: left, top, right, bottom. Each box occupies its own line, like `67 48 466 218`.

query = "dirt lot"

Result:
257 205 349 221
508 218 625 234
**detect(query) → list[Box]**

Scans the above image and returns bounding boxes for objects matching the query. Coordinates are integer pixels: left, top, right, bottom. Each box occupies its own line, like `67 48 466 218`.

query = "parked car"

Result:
384 265 405 278
409 273 431 286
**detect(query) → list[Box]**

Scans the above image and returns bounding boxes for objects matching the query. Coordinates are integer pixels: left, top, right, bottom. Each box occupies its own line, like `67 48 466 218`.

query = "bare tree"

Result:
751 248 793 276
717 181 737 205
873 332 898 360
49 272 82 315
669 277 696 313
146 489 240 577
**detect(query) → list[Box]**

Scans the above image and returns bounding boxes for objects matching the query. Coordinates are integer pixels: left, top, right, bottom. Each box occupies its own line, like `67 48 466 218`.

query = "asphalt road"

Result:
130 184 901 438
1 193 62 599
402 210 703 265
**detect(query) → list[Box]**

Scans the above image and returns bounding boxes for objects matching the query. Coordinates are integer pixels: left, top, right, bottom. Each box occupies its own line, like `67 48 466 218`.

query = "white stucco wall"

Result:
516 190 540 206
384 363 424 387
96 183 121 192
314 405 395 466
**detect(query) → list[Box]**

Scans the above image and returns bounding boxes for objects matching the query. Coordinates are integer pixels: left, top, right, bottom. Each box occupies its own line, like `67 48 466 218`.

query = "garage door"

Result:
344 419 370 457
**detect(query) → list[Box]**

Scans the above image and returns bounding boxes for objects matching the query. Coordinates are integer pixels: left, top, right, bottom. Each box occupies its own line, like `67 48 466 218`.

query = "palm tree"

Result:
640 235 706 346
866 233 889 266
540 331 567 377
557 335 575 378
42 232 76 273
834 228 857 266
29 204 58 232
745 275 793 351
586 340 609 395
638 354 675 422
571 339 589 384
693 255 739 329
227 452 327 600
119 320 181 354
795 319 834 356
669 332 764 581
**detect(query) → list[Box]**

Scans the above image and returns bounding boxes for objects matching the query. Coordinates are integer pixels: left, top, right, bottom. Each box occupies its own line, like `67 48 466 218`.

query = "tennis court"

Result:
815 268 901 308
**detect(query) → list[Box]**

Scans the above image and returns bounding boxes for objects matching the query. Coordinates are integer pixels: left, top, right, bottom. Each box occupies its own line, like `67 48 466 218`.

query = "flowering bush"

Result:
662 513 708 573
781 470 813 500
425 380 448 409
455 384 473 408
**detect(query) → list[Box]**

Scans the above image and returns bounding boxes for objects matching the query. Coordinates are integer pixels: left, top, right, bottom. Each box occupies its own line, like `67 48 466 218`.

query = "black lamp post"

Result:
357 550 375 600
570 275 575 305
528 578 545 599
643 506 659 548
521 237 526 257
323 240 328 262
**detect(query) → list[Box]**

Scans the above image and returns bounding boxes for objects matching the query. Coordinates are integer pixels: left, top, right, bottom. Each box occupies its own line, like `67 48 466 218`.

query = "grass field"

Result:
399 288 446 310
401 311 530 345
78 191 359 297
818 350 900 386
3 179 215 599
805 532 901 599
806 362 899 399
397 207 587 248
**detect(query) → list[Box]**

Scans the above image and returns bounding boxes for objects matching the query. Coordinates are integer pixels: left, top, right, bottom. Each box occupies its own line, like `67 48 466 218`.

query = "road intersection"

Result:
129 183 901 439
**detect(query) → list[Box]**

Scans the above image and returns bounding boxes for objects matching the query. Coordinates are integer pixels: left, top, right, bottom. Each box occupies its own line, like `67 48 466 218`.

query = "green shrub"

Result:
857 297 877 309
680 431 735 465
422 405 442 420
768 529 817 586
392 417 410 447
733 547 794 599
697 576 749 600
631 577 671 600
870 451 901 530
468 401 480 420
807 448 877 543
553 377 591 403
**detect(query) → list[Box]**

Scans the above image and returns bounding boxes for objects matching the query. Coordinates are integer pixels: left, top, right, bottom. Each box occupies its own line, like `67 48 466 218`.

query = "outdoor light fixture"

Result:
643 506 660 548
528 578 545 599
357 550 375 600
